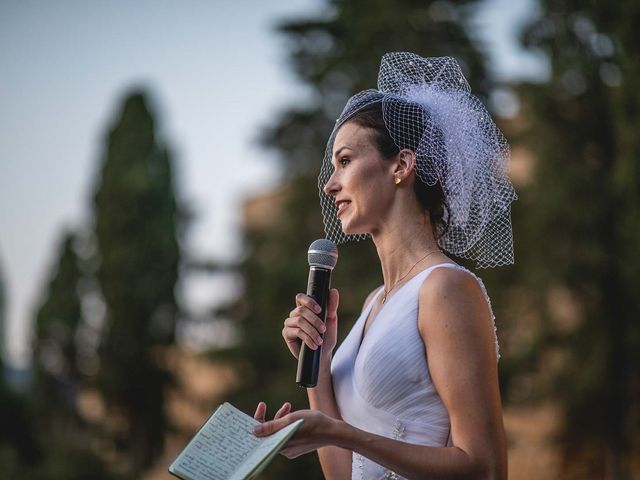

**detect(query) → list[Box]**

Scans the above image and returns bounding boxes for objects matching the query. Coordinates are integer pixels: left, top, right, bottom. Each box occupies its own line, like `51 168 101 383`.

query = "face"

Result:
323 121 396 236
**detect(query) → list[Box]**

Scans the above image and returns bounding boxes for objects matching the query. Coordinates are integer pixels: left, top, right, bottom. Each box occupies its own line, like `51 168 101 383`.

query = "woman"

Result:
253 52 516 479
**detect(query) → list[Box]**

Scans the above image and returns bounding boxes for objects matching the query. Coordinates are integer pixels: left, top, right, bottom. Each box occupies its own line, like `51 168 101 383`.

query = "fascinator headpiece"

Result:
318 52 517 268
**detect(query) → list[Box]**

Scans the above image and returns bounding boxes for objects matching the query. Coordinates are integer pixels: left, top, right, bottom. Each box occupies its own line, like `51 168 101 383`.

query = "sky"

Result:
0 0 544 368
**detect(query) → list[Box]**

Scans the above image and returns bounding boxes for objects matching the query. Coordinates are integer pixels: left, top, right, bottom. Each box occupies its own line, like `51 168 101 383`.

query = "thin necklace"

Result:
381 249 441 304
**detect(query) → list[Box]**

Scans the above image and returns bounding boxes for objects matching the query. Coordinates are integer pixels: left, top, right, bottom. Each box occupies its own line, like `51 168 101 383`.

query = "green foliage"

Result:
0 232 109 479
92 90 182 473
219 1 492 477
0 382 40 479
31 232 83 427
29 445 124 480
513 1 640 476
25 228 126 479
0 257 37 478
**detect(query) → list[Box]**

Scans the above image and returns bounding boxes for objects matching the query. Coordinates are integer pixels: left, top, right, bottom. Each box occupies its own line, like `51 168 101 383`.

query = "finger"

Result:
295 293 322 314
282 321 301 347
324 290 339 342
253 402 266 422
290 305 327 335
253 415 291 437
284 318 322 349
326 289 339 321
280 447 294 459
274 402 291 419
285 313 324 343
280 448 303 460
283 338 301 358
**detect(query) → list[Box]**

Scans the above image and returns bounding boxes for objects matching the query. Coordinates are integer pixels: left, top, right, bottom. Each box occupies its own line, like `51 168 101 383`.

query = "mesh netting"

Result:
318 52 517 268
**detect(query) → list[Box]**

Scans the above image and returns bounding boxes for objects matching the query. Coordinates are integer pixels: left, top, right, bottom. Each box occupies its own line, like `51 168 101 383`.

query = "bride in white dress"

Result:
252 52 516 480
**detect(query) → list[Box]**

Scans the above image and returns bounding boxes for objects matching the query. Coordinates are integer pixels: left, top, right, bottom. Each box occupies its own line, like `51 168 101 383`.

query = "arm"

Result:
418 267 507 479
309 286 382 479
260 269 506 479
282 289 352 479
307 353 351 479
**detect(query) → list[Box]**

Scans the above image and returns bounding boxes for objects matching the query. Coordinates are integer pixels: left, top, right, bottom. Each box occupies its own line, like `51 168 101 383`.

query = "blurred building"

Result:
242 184 291 233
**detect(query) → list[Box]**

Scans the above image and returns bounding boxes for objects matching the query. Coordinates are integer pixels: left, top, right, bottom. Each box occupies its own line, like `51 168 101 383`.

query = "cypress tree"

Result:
32 231 84 431
92 90 182 474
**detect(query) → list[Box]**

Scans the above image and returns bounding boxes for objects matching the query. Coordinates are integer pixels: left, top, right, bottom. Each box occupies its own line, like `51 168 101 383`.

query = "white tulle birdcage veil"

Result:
318 52 517 268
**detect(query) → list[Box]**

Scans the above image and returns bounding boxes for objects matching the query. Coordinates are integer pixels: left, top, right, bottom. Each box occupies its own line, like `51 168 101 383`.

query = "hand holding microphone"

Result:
283 291 338 359
281 239 339 388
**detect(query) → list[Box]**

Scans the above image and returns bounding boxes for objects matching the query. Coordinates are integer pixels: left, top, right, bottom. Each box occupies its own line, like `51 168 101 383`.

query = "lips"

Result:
336 200 351 216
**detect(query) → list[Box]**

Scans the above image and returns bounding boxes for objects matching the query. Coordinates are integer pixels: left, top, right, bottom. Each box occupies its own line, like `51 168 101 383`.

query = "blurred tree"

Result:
512 1 640 478
92 90 182 474
0 384 40 479
27 231 123 479
0 258 38 477
217 0 497 477
31 231 83 432
29 446 122 480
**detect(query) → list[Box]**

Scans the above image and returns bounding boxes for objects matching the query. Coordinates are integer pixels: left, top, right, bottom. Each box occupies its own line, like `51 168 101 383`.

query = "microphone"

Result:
296 239 338 388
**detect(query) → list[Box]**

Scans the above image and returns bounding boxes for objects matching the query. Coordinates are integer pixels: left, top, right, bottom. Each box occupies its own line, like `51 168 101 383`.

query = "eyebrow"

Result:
332 146 353 159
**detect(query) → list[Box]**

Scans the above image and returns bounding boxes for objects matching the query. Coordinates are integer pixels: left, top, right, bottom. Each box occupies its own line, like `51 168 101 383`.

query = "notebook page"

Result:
170 403 261 480
231 419 303 480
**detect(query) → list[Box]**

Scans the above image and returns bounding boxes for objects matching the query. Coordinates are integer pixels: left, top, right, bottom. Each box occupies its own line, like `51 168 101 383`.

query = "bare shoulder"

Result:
418 265 488 314
417 265 493 350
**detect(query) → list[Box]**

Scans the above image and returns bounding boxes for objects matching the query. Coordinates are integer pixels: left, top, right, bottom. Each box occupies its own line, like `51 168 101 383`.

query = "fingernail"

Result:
316 337 323 345
253 425 263 434
320 324 326 332
314 305 321 313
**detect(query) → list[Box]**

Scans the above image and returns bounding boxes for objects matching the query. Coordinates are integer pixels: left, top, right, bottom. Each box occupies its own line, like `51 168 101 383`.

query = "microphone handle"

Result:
296 266 331 387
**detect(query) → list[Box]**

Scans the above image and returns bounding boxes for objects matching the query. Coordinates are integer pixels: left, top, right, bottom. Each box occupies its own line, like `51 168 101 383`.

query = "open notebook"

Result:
169 402 303 480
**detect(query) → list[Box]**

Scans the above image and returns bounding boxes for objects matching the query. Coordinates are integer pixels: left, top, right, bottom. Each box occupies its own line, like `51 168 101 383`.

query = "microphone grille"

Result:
307 239 338 270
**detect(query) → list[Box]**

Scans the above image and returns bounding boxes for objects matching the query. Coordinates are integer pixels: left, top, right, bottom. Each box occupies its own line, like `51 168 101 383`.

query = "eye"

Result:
339 156 350 166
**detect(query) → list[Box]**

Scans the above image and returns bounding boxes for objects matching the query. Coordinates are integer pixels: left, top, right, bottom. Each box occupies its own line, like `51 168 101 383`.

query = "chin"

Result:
340 220 370 237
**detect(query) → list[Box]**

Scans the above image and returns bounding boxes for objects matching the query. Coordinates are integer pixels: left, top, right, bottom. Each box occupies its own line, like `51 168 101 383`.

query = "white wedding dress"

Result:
331 263 498 479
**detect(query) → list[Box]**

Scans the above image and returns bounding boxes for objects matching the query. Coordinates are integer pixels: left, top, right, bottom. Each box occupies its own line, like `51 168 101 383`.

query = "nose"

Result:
323 170 340 196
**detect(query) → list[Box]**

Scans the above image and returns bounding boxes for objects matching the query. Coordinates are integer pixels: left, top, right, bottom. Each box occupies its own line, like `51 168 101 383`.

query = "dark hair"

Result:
344 102 449 239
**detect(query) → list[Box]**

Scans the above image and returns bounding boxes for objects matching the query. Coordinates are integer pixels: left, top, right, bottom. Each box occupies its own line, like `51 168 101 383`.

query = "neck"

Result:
372 209 443 292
